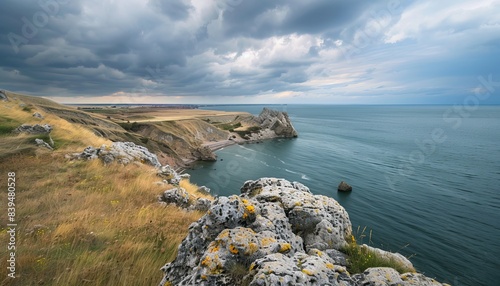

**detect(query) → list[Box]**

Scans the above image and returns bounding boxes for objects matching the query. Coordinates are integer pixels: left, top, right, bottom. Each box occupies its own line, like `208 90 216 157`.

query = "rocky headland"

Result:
159 178 449 286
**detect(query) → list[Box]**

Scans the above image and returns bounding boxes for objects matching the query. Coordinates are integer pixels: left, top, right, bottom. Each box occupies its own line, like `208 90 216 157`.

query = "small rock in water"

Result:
338 181 352 192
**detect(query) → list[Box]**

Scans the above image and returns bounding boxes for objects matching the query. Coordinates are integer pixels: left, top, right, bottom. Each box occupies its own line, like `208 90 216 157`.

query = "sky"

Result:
1 0 499 104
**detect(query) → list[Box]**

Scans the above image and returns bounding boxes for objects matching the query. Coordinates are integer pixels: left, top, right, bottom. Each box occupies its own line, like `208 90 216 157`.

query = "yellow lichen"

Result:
201 256 211 267
385 272 392 282
279 243 291 253
218 230 229 239
209 243 220 253
245 204 255 214
242 212 248 219
294 201 302 206
247 242 259 255
326 263 334 269
241 199 249 204
302 269 315 276
249 263 256 271
229 244 239 254
260 237 277 247
200 275 207 280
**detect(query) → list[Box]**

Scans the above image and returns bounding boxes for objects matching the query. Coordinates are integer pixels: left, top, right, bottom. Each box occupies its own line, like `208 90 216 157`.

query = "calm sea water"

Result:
188 105 500 286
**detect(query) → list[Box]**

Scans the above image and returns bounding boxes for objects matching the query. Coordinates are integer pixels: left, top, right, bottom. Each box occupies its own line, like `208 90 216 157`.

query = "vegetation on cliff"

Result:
0 92 208 285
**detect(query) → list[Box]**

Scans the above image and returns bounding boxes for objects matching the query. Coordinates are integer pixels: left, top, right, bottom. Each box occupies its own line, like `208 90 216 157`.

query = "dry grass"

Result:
0 152 206 286
0 93 211 285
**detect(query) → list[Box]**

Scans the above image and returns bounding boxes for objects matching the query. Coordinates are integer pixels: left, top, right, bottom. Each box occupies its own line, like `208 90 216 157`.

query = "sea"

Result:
187 104 500 286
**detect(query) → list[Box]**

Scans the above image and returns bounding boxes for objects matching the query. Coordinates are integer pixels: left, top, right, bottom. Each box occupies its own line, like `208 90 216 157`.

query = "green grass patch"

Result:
341 227 415 274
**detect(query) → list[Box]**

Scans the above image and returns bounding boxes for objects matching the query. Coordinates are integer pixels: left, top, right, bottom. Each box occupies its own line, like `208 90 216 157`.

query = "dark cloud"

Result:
0 0 499 103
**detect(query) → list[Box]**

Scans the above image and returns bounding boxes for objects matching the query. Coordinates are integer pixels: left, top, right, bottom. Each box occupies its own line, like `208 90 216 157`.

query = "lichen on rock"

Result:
158 177 449 286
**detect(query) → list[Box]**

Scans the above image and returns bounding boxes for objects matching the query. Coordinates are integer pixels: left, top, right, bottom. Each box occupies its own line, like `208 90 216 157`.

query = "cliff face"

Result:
159 178 447 286
255 108 298 138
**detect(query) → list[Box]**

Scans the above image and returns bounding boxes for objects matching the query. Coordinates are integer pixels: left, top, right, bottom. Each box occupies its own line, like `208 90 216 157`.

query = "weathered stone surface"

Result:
197 186 211 194
158 165 181 184
14 124 52 134
255 108 298 138
191 198 212 212
159 178 352 285
35 139 53 150
352 267 450 286
159 178 448 286
194 146 217 161
248 252 352 286
70 142 161 168
338 181 352 192
162 187 190 208
180 173 191 180
362 244 414 271
32 112 44 119
0 90 7 101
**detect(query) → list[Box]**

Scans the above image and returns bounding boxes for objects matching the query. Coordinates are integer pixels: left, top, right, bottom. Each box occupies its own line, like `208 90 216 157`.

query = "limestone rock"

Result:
255 108 298 138
158 165 181 184
361 244 414 271
161 187 190 208
352 267 450 286
159 178 352 285
248 252 352 286
14 124 52 134
194 146 217 161
0 90 7 101
159 178 448 286
32 112 44 119
197 186 211 194
338 181 352 192
35 139 53 150
180 173 191 180
70 142 161 168
191 198 212 212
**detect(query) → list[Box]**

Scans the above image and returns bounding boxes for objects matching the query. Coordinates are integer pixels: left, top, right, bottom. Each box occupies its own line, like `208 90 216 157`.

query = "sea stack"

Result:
338 181 353 192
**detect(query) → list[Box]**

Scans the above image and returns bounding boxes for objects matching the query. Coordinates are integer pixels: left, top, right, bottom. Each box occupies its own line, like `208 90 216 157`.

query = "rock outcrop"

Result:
0 90 7 101
194 146 217 161
158 165 182 184
338 181 353 192
35 139 53 150
69 142 161 168
159 178 448 286
255 108 298 138
32 112 44 119
159 187 212 213
14 124 53 134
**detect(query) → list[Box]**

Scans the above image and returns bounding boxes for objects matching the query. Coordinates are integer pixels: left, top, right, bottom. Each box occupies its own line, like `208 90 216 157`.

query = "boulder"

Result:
361 244 414 271
14 124 52 134
191 198 212 212
159 178 352 285
69 142 161 168
158 165 181 184
180 173 191 180
0 90 8 101
194 146 217 161
256 108 298 138
338 181 352 192
35 139 53 150
197 186 211 194
32 112 44 119
161 187 190 208
159 178 448 286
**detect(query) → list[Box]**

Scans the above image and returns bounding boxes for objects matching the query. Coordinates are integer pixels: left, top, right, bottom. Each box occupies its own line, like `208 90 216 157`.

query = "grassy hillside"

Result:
0 92 209 285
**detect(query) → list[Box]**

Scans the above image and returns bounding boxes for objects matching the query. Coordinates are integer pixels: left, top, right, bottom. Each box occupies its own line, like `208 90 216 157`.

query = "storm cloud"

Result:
1 0 499 104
